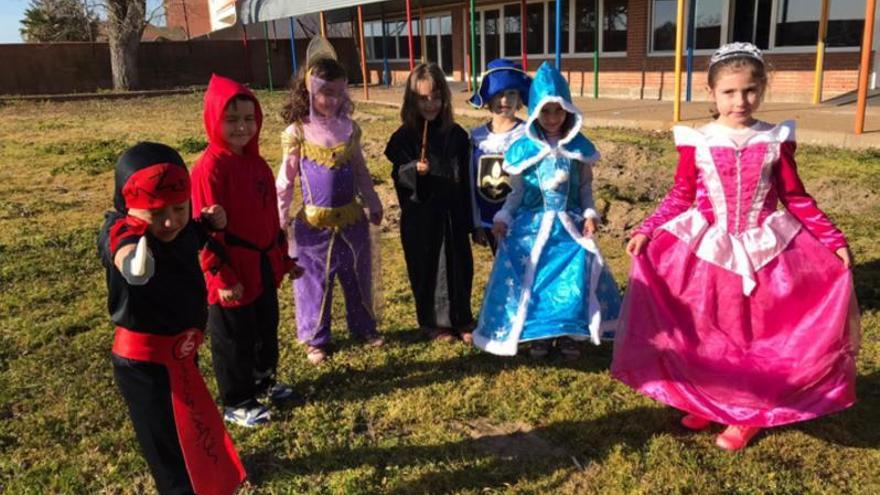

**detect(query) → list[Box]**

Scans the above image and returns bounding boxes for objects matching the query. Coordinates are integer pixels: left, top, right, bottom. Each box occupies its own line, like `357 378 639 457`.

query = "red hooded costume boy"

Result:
191 74 293 307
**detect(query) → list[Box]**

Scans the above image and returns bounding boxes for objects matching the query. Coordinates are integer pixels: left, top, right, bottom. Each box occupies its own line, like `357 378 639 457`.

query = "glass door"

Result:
476 8 502 75
425 15 453 77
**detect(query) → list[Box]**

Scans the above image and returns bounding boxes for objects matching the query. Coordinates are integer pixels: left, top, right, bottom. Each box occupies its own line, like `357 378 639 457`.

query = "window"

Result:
364 18 425 61
526 3 545 54
485 9 501 62
424 15 453 74
503 4 522 57
694 0 724 49
776 0 864 47
603 0 628 52
730 0 772 49
652 0 677 51
651 0 864 53
477 0 626 63
440 16 453 74
574 0 597 53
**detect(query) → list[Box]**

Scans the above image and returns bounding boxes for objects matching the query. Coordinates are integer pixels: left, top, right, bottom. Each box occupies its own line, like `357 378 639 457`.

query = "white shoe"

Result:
223 401 270 427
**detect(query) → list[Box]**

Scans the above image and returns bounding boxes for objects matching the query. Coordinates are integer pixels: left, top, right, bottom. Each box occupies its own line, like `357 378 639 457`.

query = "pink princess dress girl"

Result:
611 120 860 429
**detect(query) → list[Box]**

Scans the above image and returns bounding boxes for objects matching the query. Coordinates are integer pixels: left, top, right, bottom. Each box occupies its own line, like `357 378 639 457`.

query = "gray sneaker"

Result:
266 383 301 404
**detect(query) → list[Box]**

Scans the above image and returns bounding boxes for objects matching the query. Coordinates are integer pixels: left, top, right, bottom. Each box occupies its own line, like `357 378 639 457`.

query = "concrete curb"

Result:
0 88 199 103
353 96 880 150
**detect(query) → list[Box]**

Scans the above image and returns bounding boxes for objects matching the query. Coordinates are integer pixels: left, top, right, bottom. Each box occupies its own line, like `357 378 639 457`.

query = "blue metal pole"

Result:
685 0 696 101
289 17 298 75
381 6 390 86
555 0 562 68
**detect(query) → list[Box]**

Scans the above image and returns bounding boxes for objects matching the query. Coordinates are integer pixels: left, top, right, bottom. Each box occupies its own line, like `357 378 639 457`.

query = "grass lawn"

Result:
0 92 878 494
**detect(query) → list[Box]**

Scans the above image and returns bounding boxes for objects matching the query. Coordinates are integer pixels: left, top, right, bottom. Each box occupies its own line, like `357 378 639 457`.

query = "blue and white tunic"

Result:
473 62 621 356
470 121 526 229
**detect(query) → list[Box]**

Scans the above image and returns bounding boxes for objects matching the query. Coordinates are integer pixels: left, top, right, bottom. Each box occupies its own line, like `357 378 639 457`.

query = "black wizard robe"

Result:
384 120 474 331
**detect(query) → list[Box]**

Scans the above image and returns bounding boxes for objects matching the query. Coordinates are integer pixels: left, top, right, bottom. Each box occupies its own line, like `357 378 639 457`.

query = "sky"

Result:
0 0 165 43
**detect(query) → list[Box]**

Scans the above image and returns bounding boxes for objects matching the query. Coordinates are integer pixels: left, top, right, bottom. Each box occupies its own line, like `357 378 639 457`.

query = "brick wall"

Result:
164 0 214 39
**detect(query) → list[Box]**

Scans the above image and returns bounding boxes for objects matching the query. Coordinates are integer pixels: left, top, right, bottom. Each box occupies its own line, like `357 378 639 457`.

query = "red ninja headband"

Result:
121 163 191 210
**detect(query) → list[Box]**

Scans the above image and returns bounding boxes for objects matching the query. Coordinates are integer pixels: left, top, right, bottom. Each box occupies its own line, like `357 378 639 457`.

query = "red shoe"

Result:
680 414 712 431
715 425 762 451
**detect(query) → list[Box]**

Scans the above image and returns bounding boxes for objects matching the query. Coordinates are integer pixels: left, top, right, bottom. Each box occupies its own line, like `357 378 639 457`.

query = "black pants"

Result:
112 355 195 495
208 286 280 407
399 208 474 329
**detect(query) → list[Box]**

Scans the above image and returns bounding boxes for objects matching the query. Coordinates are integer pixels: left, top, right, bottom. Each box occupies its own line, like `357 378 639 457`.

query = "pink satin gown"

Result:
611 121 860 427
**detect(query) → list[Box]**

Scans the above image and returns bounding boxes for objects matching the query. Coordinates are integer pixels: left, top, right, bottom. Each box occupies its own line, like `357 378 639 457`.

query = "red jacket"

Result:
191 74 292 307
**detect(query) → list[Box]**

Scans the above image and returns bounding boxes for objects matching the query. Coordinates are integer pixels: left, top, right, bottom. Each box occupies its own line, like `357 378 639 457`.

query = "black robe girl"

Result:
385 119 474 334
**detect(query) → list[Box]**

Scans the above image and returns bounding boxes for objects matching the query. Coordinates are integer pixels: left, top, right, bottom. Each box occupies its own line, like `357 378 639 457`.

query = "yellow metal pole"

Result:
856 0 877 134
673 0 686 122
320 11 327 37
813 0 830 104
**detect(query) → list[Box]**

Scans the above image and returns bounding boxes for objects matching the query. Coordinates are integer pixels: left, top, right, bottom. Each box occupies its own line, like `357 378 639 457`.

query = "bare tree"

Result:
102 0 145 89
95 0 163 90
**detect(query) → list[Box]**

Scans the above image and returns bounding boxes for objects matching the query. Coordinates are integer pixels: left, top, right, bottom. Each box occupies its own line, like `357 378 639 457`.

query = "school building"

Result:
171 0 879 105
354 0 874 103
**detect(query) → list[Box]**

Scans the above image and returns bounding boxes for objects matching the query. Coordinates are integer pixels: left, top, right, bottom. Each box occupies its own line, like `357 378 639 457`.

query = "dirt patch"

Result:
352 110 381 123
375 184 401 236
451 418 570 461
806 176 878 217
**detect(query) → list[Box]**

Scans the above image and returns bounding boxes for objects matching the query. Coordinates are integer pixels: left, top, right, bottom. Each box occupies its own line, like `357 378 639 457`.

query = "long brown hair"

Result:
400 63 454 132
280 57 349 124
707 56 769 119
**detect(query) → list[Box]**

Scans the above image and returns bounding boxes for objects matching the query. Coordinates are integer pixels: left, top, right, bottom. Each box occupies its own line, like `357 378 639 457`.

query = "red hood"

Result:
203 74 263 156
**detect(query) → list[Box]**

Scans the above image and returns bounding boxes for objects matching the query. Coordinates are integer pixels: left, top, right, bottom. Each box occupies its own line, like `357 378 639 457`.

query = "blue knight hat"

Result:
468 58 531 108
503 62 599 174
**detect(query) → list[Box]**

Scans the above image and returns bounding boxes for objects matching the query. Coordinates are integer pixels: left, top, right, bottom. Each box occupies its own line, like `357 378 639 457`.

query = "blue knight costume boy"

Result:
468 59 531 252
473 62 621 356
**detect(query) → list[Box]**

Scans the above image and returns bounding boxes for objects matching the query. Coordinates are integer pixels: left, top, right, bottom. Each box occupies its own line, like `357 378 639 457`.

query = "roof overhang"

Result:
236 0 462 24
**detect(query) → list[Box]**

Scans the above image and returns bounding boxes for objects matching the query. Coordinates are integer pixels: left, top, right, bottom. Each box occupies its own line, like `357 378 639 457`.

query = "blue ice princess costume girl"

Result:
472 62 621 356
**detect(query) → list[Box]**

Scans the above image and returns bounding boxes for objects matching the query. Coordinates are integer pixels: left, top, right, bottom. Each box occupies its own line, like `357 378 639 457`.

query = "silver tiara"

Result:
709 42 764 67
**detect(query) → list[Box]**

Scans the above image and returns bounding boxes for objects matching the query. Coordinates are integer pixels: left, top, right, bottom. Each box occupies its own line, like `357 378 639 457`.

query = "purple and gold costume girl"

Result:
276 75 383 349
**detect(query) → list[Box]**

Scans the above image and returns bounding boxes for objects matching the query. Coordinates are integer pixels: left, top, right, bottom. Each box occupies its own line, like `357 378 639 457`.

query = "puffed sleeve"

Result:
632 145 697 237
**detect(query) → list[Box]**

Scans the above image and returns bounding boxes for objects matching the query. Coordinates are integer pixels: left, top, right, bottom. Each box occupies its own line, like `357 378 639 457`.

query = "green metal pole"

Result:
593 3 599 98
470 0 477 90
263 21 274 91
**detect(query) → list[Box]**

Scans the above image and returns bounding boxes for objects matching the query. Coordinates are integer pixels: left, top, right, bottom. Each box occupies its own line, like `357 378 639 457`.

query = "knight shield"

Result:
476 154 511 203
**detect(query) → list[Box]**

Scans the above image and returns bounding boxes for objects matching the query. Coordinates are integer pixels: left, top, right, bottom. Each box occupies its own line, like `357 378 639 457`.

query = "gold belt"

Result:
297 201 365 229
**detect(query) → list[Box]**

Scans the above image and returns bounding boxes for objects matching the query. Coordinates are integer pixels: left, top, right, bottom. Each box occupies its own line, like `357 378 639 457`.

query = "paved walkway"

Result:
354 82 880 150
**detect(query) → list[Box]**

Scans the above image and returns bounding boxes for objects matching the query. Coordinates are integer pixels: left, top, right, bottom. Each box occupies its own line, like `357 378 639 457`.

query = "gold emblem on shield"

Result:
477 155 511 203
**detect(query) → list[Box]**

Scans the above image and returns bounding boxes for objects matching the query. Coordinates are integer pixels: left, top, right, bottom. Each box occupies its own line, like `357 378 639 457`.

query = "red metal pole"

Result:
358 5 370 100
405 0 415 70
521 0 527 70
